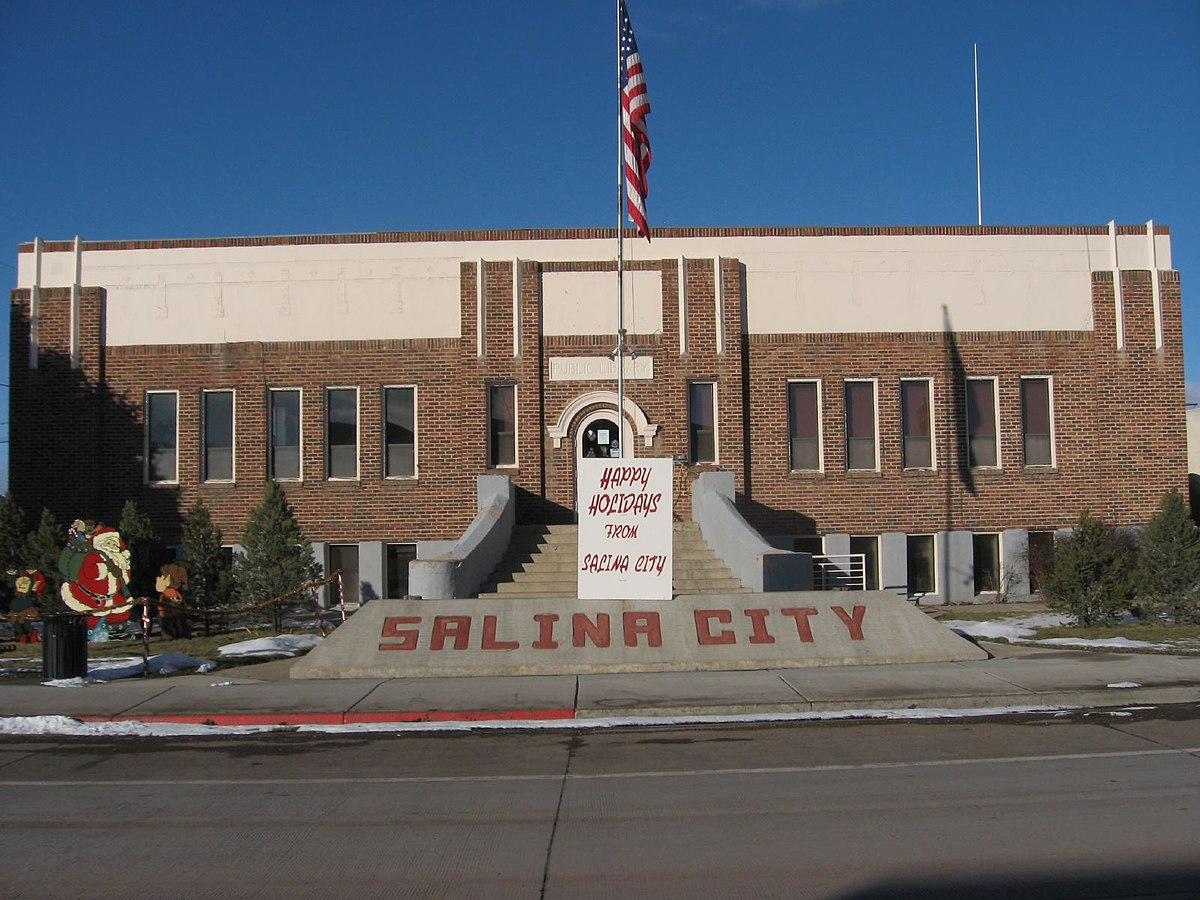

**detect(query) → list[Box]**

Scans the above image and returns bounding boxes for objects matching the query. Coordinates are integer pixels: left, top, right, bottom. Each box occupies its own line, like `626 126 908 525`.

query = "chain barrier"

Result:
1 571 347 624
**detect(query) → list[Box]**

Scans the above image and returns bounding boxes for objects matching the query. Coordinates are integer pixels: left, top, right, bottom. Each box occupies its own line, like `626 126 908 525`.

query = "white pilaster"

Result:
1108 220 1124 351
1147 220 1162 350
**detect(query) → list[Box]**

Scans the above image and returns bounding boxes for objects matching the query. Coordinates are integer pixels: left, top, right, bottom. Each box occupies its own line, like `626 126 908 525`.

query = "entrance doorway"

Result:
580 417 621 459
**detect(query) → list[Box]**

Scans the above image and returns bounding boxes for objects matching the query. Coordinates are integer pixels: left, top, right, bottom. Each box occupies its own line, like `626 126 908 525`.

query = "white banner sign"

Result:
577 458 673 600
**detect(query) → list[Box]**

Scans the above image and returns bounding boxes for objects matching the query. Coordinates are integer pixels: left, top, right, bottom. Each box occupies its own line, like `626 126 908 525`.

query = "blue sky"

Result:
2 0 1198 493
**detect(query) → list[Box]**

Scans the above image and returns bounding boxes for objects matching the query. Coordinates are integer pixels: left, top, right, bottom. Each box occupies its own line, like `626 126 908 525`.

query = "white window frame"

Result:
269 388 304 482
972 531 1003 595
145 390 180 485
965 376 1001 470
899 377 937 471
843 378 879 472
1020 375 1056 469
326 386 360 481
327 543 360 606
906 533 938 597
688 380 719 465
488 383 519 469
787 378 823 473
385 542 418 599
202 388 236 483
383 384 419 479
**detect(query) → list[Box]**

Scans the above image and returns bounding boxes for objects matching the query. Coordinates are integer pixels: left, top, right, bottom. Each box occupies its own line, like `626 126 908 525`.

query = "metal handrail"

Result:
812 553 866 591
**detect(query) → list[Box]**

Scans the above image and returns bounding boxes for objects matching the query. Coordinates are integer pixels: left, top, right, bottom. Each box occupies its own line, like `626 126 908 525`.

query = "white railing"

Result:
812 553 867 591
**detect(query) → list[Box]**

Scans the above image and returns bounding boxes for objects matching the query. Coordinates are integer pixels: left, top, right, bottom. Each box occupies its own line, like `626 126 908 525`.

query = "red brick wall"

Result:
10 255 1186 547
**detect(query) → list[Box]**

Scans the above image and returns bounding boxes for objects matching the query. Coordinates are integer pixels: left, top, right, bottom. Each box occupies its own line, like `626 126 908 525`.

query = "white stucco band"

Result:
16 229 1173 346
548 391 659 449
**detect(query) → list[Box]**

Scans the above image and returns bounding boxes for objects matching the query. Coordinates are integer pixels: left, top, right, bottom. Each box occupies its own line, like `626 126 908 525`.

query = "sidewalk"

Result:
2 640 1198 728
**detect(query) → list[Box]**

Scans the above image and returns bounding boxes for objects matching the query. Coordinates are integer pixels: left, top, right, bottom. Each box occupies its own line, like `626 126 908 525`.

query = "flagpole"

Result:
615 0 626 460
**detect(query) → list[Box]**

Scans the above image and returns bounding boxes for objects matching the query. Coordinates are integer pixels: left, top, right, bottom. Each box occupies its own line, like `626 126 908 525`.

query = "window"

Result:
203 390 234 482
793 535 823 556
850 536 879 590
901 379 933 469
966 377 999 468
1021 377 1053 467
146 391 178 483
488 384 516 467
973 533 1001 594
328 544 360 605
788 380 821 471
1027 530 1056 594
270 390 302 480
386 543 418 599
844 380 877 470
689 381 716 464
907 535 936 596
326 388 358 479
384 386 416 478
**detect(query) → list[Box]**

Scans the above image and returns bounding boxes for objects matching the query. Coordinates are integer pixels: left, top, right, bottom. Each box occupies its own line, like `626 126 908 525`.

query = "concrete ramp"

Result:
292 592 987 679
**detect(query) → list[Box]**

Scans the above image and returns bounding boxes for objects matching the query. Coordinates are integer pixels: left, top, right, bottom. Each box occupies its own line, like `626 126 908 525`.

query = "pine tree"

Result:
181 499 231 636
1041 512 1136 627
1136 490 1200 624
0 495 28 611
118 499 161 600
233 482 320 631
27 508 66 613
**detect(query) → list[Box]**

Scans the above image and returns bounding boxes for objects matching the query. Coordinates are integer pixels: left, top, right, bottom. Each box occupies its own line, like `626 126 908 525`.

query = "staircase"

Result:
476 522 749 598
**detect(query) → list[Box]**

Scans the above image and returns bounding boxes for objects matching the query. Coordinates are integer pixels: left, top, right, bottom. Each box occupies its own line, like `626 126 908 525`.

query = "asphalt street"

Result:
2 706 1198 899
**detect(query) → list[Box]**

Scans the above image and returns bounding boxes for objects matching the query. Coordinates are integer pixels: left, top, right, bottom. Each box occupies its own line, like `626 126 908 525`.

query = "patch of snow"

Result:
0 715 283 736
218 634 322 659
0 704 1079 738
1106 682 1143 689
41 653 215 686
1037 636 1165 650
944 614 1072 642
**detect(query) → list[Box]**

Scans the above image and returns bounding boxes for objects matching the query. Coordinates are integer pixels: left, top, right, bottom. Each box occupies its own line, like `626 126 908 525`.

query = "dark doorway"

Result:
580 417 621 459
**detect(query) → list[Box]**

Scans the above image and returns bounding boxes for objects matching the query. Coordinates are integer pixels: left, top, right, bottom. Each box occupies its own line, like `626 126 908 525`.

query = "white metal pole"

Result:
974 43 982 226
616 0 626 459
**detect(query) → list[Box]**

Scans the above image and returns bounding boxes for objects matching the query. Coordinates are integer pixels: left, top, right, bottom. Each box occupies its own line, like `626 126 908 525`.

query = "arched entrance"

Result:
578 414 622 460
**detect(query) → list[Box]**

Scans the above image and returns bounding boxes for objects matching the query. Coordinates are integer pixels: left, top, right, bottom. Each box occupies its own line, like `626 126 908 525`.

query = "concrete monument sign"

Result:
576 458 672 600
290 592 990 679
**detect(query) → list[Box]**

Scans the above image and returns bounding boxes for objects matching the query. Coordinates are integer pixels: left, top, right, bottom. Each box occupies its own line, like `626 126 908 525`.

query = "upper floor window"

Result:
966 377 999 468
146 391 178 484
270 389 301 480
203 390 235 482
1021 377 1054 467
489 384 517 467
788 380 821 471
326 388 359 479
844 380 877 471
689 381 717 464
384 386 417 478
900 379 933 469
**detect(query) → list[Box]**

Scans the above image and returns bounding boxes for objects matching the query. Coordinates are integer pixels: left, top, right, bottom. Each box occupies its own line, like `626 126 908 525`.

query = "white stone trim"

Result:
1147 220 1162 350
548 390 659 449
1109 220 1124 350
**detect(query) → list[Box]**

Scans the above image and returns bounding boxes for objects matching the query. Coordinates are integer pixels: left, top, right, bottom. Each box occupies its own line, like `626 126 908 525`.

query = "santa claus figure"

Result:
58 520 137 641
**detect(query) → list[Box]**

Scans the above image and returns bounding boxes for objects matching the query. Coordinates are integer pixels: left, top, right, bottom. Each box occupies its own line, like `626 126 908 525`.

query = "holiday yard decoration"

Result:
57 520 137 641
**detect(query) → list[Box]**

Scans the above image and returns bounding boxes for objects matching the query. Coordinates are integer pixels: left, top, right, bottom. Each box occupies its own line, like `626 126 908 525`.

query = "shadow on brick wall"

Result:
9 336 182 553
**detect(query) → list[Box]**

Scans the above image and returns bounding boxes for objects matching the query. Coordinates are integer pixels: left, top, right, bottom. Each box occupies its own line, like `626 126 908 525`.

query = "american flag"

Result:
620 0 652 241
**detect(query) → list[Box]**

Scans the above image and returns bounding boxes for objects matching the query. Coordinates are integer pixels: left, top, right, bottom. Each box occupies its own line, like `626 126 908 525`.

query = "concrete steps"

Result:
476 522 750 598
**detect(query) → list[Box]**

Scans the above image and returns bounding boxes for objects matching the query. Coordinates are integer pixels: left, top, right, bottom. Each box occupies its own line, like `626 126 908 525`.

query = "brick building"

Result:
9 224 1187 604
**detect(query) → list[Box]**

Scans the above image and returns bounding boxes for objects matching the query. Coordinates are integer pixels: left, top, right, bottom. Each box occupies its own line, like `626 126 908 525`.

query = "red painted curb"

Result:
72 709 578 727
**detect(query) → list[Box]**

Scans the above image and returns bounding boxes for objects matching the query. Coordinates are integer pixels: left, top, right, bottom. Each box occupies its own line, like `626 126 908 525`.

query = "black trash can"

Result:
42 614 89 679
